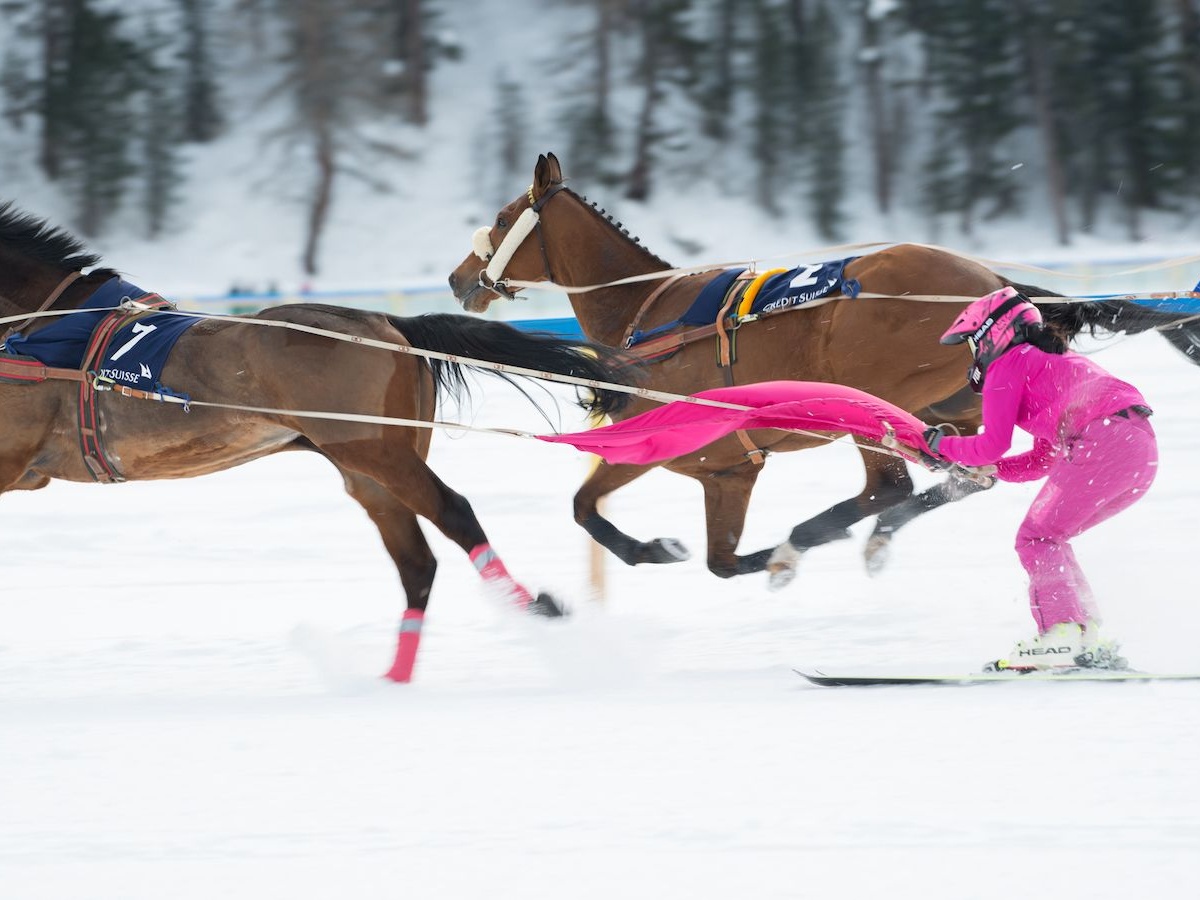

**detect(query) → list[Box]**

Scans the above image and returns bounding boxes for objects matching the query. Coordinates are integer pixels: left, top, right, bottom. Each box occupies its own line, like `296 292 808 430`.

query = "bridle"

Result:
471 182 565 300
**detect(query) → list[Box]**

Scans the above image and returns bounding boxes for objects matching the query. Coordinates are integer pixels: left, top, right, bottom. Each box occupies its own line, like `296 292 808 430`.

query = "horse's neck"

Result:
0 252 69 314
0 259 99 339
0 272 47 329
567 282 662 347
552 215 673 347
0 288 24 320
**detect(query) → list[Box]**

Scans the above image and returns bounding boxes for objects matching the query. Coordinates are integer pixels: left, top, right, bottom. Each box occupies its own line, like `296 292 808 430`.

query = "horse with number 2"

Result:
449 152 1200 589
0 200 641 682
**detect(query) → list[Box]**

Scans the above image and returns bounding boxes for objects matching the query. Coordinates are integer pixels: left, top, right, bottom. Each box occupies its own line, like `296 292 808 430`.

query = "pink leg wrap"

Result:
469 543 534 609
383 608 424 683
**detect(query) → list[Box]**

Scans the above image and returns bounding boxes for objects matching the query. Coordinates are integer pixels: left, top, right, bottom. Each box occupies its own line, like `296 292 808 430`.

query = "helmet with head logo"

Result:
940 286 1042 391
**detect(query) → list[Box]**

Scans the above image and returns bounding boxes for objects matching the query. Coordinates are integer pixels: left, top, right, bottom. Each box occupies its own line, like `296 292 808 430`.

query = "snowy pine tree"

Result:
140 19 183 238
178 0 223 144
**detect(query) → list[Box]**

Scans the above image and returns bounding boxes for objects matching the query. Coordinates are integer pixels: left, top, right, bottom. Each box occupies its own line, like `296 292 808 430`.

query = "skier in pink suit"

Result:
925 286 1158 671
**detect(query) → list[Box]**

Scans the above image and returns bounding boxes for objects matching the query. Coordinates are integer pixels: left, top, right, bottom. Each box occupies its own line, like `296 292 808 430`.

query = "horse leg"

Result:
334 446 564 623
762 448 914 590
9 471 50 491
863 468 992 575
0 451 48 498
338 471 441 682
863 388 991 574
697 464 768 578
573 461 691 565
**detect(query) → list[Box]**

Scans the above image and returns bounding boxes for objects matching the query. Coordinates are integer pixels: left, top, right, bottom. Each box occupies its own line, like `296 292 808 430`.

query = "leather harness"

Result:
620 270 814 467
0 275 171 483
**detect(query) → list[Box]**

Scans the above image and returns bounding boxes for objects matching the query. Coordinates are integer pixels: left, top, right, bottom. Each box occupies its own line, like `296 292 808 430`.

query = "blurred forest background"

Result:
1 0 1198 277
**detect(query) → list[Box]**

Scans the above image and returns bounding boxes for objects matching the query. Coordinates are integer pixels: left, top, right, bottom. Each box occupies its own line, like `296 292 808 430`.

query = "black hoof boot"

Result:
529 591 568 618
636 537 690 564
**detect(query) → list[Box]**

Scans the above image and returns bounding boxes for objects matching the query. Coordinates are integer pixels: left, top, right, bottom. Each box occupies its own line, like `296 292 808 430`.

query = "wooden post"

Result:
586 451 607 602
588 493 607 602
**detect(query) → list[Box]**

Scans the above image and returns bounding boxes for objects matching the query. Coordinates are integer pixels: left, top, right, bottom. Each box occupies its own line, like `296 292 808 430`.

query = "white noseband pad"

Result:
483 207 540 284
471 226 494 262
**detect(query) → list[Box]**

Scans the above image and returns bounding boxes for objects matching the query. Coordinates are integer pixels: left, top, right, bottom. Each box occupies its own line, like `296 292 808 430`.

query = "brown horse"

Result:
449 152 1200 588
0 200 637 681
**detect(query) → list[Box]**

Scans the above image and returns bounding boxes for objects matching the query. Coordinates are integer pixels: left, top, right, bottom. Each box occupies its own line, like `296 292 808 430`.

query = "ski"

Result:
794 667 1200 687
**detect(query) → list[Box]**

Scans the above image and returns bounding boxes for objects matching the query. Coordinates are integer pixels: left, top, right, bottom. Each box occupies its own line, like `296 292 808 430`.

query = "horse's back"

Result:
847 243 1004 296
174 303 418 383
796 246 999 407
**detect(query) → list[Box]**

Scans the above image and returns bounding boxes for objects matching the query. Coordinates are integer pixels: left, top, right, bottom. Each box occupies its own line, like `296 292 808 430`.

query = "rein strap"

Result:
2 270 84 344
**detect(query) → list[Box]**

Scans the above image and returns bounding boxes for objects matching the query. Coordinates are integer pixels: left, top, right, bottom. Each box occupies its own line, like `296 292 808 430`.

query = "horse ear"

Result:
533 153 562 197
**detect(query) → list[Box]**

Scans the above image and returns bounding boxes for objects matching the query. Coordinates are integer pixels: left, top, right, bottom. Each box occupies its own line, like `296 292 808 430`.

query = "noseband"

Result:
472 183 565 299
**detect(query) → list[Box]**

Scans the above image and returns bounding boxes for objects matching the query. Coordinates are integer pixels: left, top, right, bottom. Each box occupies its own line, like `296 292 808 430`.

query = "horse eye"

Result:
496 216 508 229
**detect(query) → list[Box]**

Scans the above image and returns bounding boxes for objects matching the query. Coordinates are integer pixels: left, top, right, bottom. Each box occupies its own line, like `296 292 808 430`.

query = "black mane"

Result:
566 187 673 271
0 201 102 272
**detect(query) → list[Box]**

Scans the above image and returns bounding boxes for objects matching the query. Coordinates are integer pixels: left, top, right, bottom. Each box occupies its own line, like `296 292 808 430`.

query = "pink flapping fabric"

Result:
538 380 928 465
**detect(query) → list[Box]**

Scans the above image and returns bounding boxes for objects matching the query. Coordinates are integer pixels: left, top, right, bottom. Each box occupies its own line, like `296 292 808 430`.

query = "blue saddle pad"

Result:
679 267 749 326
3 277 199 391
628 256 861 348
745 257 861 315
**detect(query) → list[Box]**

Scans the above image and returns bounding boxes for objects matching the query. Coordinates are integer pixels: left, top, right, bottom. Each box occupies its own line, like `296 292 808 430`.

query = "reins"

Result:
6 222 1198 474
0 298 924 466
501 254 1200 308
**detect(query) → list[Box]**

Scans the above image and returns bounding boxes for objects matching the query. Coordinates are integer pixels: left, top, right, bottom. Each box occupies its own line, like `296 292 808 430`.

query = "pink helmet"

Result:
940 286 1042 390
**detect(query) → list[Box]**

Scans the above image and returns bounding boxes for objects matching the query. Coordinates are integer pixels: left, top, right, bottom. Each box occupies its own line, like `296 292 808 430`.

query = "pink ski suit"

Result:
936 344 1157 631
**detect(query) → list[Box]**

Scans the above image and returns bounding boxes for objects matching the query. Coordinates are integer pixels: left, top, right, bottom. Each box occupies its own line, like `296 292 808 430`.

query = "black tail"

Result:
389 313 640 416
1007 278 1200 368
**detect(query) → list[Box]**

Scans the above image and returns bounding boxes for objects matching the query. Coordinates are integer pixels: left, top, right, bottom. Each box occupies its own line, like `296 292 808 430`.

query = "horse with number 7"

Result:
0 200 640 682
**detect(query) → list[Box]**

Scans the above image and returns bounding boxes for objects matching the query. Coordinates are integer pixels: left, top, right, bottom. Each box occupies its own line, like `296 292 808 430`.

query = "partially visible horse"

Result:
449 152 1200 587
0 200 637 681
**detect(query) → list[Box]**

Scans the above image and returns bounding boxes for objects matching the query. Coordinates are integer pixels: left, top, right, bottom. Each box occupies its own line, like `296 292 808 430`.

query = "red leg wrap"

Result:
383 608 424 683
469 543 534 609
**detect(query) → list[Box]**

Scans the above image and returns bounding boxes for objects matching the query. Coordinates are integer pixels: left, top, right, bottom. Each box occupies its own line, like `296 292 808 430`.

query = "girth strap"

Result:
74 296 170 483
713 278 767 466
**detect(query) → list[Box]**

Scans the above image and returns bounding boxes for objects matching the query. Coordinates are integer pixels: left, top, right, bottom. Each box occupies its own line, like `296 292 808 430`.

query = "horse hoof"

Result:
767 567 797 591
640 537 690 564
763 542 801 592
864 534 892 577
529 591 568 618
765 541 802 591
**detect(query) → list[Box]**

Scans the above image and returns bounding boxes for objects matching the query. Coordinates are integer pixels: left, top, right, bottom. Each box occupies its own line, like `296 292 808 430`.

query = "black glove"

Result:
923 424 949 456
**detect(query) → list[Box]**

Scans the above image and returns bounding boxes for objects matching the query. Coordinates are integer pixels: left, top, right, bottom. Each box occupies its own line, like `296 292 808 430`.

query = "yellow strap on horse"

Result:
735 268 790 319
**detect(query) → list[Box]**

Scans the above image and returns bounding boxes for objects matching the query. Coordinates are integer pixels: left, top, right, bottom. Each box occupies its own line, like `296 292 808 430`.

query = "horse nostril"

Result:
448 273 457 291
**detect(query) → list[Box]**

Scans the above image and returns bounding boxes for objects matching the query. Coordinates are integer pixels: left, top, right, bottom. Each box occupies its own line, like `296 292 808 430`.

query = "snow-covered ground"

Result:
2 320 1198 899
